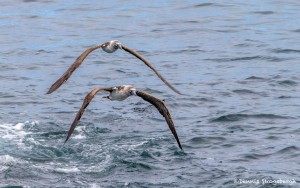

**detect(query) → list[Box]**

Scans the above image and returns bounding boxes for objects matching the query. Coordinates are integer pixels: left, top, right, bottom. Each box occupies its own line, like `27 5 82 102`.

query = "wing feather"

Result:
135 90 183 150
47 44 103 94
122 45 182 95
64 87 113 143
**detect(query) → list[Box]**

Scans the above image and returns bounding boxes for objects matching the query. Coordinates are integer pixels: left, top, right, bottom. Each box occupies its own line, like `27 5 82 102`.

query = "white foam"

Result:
0 121 39 148
71 125 87 140
55 167 80 173
0 155 18 172
14 122 25 130
115 140 149 152
85 154 112 173
90 183 101 188
72 134 86 140
0 154 17 164
128 140 148 150
0 122 27 140
31 162 81 175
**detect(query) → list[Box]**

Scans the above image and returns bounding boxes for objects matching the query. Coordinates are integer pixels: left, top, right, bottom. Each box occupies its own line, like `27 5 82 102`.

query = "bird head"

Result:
129 88 137 96
112 40 122 50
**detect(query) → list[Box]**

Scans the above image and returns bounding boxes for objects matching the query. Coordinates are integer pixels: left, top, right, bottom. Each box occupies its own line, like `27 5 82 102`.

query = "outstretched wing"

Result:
64 87 114 143
135 90 182 150
121 45 182 95
47 44 103 94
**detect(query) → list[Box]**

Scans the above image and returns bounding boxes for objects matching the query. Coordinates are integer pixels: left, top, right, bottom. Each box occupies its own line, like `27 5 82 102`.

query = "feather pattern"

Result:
122 45 182 95
136 90 182 150
64 87 113 143
47 44 103 94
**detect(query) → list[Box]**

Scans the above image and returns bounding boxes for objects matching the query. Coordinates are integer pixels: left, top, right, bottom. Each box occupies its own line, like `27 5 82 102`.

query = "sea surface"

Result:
0 0 300 187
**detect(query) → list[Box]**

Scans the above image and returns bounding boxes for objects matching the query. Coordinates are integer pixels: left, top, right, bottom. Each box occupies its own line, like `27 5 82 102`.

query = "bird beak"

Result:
116 42 122 49
129 89 137 96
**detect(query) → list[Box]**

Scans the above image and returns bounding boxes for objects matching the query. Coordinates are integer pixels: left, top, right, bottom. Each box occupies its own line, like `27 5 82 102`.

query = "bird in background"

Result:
47 40 182 95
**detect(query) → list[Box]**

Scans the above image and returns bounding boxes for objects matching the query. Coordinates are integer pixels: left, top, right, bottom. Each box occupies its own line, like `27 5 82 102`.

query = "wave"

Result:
205 55 288 62
275 146 299 156
232 89 267 96
0 155 19 173
277 80 298 86
245 76 266 80
189 136 226 145
194 3 214 7
0 121 36 141
54 167 81 174
211 113 292 122
252 11 275 15
271 48 300 54
233 146 299 162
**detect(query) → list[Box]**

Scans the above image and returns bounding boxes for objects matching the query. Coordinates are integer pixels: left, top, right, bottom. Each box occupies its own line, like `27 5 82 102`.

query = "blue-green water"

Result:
1 1 300 187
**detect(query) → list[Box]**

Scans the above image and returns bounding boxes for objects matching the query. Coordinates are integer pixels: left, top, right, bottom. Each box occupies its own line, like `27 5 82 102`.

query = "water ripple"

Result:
275 146 299 156
252 11 275 15
271 48 300 54
211 113 293 122
232 89 267 96
206 55 289 62
1 0 300 187
277 80 298 86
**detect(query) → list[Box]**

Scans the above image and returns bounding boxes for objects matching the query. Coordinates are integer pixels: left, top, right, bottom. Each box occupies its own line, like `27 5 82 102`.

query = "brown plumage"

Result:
64 87 113 143
64 85 182 150
121 46 182 95
47 45 102 94
135 90 182 150
47 40 182 95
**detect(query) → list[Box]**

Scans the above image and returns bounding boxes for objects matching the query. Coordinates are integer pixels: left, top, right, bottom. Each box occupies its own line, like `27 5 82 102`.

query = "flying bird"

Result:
64 85 182 150
47 40 181 95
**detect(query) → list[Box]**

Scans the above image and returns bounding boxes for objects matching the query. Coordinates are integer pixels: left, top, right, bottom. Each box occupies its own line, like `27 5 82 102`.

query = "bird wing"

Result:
121 45 182 95
135 90 182 150
47 44 103 94
64 87 114 143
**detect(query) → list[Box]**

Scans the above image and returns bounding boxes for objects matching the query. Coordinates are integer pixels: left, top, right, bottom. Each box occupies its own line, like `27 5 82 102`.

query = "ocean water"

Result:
1 0 300 187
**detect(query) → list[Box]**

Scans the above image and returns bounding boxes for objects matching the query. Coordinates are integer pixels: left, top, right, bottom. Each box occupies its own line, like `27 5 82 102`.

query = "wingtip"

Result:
178 142 183 150
46 85 56 94
175 90 190 96
172 87 185 95
178 92 188 96
64 138 68 145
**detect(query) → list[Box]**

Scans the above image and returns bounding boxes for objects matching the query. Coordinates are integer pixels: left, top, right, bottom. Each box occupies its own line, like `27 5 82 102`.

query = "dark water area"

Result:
1 0 300 187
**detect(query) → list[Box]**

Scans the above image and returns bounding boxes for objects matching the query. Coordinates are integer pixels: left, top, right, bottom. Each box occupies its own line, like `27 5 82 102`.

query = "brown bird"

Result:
64 85 182 150
47 40 181 95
